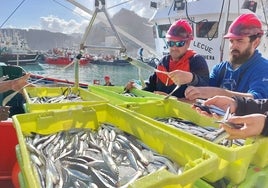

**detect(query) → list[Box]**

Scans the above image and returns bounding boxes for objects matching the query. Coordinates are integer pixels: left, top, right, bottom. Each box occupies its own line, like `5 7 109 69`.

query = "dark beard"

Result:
229 47 252 65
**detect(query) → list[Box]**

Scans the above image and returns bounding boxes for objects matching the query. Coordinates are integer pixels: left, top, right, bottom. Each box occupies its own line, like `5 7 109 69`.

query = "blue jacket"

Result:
143 54 209 98
210 50 268 99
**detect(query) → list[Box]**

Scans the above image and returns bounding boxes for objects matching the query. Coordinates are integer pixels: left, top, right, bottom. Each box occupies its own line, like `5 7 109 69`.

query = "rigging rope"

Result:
185 0 225 41
0 0 27 28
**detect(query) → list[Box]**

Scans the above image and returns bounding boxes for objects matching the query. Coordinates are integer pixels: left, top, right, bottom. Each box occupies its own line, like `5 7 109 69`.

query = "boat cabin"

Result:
149 0 268 70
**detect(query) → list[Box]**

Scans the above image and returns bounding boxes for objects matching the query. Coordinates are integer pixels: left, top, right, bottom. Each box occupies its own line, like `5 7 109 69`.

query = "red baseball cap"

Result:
104 75 110 79
166 19 193 41
224 13 264 39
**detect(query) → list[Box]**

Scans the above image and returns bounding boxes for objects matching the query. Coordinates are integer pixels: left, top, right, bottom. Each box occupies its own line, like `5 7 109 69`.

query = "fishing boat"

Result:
44 55 91 65
90 55 130 66
44 48 92 65
149 0 268 70
0 31 44 66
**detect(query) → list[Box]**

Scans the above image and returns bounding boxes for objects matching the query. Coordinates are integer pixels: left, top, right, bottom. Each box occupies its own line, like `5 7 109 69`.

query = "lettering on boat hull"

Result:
193 41 213 54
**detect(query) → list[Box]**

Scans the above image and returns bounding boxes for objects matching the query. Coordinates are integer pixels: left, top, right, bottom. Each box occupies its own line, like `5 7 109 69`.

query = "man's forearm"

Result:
217 88 254 99
0 80 13 93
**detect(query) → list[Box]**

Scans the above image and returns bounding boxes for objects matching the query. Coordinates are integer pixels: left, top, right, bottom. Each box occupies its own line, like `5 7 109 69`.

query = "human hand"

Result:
185 86 206 100
11 73 30 91
185 86 225 100
153 91 168 96
192 95 236 118
0 106 10 121
221 114 266 139
168 70 193 85
203 96 237 114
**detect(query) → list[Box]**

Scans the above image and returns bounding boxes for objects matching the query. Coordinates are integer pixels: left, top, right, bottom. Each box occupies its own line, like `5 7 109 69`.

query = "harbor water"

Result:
22 63 153 86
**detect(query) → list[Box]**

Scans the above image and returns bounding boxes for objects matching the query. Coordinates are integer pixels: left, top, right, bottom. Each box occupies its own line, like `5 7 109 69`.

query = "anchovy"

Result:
25 124 182 188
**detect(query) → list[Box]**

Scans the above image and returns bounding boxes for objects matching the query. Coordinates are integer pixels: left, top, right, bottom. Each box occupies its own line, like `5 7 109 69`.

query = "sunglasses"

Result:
167 41 186 48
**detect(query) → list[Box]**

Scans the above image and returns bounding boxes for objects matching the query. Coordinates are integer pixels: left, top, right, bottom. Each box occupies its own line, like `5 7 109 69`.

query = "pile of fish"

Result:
25 123 182 188
29 88 83 104
155 117 245 146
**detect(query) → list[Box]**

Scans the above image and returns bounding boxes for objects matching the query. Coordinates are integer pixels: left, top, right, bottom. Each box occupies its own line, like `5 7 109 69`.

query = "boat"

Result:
44 55 91 65
149 0 268 70
44 48 92 65
0 31 44 66
90 55 130 66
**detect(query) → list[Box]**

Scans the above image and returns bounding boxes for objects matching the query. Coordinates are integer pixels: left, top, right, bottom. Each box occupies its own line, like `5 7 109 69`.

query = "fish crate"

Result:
23 86 108 113
227 164 268 187
0 119 18 188
15 146 25 188
250 137 268 168
89 85 169 105
120 99 259 184
12 103 218 188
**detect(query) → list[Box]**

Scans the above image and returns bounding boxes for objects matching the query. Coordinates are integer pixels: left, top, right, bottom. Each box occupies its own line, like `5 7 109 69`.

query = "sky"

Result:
0 0 156 34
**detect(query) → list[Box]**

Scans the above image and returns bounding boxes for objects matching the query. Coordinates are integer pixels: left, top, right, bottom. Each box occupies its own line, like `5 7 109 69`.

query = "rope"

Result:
0 0 27 28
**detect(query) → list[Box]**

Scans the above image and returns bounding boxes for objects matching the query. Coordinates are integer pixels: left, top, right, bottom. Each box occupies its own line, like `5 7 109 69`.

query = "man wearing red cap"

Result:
185 13 268 100
125 19 209 98
103 75 114 86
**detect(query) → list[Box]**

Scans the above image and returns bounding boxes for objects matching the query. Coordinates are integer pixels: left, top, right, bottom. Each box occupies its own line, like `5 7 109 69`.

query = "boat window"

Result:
196 21 219 38
157 24 171 38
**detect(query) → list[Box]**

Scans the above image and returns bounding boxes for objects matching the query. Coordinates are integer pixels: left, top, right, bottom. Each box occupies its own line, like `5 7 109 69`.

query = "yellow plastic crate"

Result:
231 165 268 187
15 145 25 188
13 104 218 188
23 86 108 113
89 85 169 105
250 137 268 168
121 99 259 184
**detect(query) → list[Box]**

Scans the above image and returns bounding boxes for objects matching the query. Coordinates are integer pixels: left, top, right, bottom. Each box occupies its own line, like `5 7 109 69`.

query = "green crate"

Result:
250 137 268 168
15 145 26 188
89 85 170 105
12 104 218 188
232 165 268 187
23 86 108 113
121 99 259 184
192 179 214 188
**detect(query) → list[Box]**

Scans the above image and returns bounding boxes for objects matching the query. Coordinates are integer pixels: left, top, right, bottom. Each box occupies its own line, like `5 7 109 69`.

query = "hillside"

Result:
0 9 155 56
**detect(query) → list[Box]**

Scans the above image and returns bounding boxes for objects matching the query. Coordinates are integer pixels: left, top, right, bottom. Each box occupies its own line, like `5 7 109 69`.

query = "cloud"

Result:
39 0 156 34
107 0 155 18
40 15 88 34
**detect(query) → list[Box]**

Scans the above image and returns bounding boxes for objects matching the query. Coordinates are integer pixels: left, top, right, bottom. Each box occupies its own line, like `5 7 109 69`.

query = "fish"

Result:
25 124 182 188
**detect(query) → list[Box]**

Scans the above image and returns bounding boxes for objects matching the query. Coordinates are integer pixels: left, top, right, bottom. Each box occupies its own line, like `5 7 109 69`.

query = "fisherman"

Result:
194 95 268 139
125 19 209 98
185 13 268 100
103 75 114 86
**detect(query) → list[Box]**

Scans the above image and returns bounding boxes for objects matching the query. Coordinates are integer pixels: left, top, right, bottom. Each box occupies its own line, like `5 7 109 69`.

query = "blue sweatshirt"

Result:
209 50 268 99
